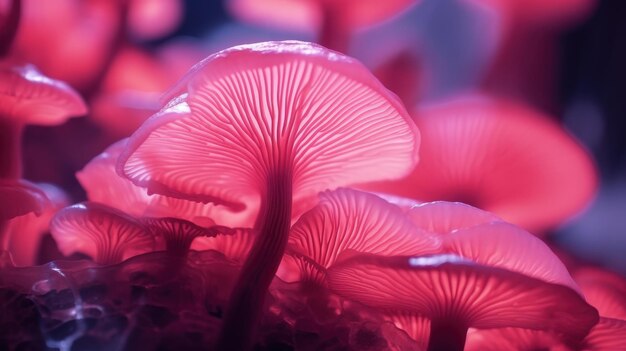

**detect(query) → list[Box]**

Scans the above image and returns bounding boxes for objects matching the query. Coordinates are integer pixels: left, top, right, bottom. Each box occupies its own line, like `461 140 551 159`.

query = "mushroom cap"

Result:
227 0 418 32
0 63 87 125
78 139 255 227
406 201 503 235
287 188 440 283
141 216 223 253
5 183 69 266
50 202 155 265
465 327 568 351
120 41 419 209
360 95 597 233
191 227 255 264
327 253 598 340
0 179 49 220
574 267 626 320
583 317 626 351
442 221 580 293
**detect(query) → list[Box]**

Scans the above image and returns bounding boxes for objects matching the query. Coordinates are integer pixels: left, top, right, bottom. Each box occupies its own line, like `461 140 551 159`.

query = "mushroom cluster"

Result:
0 1 623 350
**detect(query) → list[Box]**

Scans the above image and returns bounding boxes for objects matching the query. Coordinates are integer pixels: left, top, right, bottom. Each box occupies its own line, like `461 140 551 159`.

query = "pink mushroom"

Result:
192 227 255 264
466 266 626 350
118 41 420 349
227 0 419 52
325 203 598 350
286 188 440 284
0 63 86 179
360 95 597 234
50 202 155 265
78 139 255 228
328 253 598 351
0 63 85 254
4 183 68 266
141 216 228 256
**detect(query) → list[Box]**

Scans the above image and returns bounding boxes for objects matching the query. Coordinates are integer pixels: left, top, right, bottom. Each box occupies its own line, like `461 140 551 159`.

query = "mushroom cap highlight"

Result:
327 253 598 341
227 0 418 32
50 202 155 265
120 41 420 209
0 63 87 124
406 201 503 235
360 95 597 233
287 188 440 283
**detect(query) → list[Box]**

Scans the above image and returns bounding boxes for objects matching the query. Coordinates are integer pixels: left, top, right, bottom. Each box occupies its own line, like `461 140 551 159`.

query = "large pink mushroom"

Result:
118 41 420 349
360 95 597 234
78 139 255 228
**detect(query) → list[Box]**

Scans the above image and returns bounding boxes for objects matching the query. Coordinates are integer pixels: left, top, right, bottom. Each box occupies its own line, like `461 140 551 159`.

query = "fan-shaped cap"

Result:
141 216 224 254
443 222 580 292
78 139 255 227
0 63 87 125
227 0 418 32
406 201 502 235
50 202 155 265
120 41 420 209
287 188 440 283
327 253 598 340
360 95 597 233
0 179 49 220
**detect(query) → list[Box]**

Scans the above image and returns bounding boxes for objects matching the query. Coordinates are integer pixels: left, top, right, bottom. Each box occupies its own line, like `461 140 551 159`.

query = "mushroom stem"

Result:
0 0 21 58
0 120 23 179
427 320 468 351
217 171 293 350
318 1 350 53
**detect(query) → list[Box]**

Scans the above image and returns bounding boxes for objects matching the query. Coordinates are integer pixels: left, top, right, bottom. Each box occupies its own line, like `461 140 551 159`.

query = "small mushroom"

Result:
50 202 155 265
328 253 598 351
141 216 226 256
360 95 597 234
78 139 255 228
118 41 420 349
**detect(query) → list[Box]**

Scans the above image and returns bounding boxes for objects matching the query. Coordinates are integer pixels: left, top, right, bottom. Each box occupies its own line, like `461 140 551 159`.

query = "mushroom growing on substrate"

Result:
285 188 440 284
118 40 420 349
360 94 597 234
0 62 86 256
326 202 599 350
328 252 597 351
